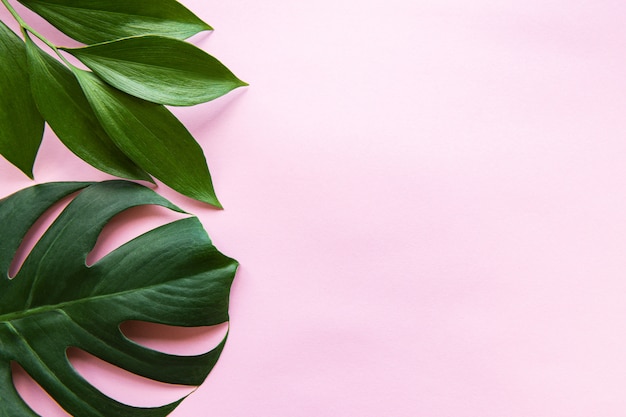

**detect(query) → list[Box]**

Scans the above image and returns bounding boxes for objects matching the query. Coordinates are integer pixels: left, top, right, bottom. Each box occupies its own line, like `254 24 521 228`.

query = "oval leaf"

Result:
16 0 211 45
0 21 44 178
64 36 247 106
74 70 222 207
0 181 237 416
24 36 152 182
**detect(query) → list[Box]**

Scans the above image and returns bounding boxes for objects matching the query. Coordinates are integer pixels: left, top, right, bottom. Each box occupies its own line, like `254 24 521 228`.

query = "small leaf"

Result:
16 0 212 44
74 70 222 207
0 181 237 416
0 21 44 178
63 36 247 106
24 36 152 182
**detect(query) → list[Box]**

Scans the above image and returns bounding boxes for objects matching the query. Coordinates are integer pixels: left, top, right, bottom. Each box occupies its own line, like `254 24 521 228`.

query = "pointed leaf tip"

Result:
64 36 247 106
74 70 222 206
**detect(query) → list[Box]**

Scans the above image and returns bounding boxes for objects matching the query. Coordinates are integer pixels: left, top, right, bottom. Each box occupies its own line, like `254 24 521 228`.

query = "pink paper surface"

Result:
2 0 626 415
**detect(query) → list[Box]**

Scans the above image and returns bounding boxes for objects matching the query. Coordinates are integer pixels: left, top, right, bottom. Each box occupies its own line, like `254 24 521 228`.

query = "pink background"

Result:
3 0 626 415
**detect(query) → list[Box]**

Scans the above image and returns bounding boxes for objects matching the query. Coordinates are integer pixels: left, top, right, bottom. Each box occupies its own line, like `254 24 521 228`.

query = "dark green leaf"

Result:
63 36 247 106
24 36 152 182
0 21 44 178
74 70 222 207
16 0 211 44
0 181 237 416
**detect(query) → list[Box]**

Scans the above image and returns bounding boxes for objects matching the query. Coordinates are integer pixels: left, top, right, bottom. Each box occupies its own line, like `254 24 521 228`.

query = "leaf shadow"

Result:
171 87 249 143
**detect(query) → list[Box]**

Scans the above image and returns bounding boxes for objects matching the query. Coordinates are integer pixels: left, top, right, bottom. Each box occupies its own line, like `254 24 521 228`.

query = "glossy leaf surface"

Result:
0 181 237 416
24 36 152 182
0 21 44 178
64 36 247 106
75 70 221 207
16 0 211 44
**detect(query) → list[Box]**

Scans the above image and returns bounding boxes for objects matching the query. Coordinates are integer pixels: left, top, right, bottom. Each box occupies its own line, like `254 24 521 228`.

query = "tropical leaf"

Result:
73 70 222 207
24 35 153 182
0 21 44 178
63 35 248 106
0 1 246 205
16 0 211 44
0 181 237 416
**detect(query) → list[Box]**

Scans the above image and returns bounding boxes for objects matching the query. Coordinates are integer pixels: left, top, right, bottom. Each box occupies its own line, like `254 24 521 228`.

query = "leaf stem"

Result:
1 0 76 68
0 0 24 26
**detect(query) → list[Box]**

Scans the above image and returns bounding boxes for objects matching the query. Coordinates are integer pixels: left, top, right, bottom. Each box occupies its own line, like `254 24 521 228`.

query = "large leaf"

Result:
24 36 152 182
0 181 237 416
74 70 222 207
0 21 44 178
63 36 247 106
16 0 211 45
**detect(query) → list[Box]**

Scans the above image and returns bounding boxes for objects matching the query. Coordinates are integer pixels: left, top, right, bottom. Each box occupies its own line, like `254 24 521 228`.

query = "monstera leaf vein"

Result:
0 181 237 415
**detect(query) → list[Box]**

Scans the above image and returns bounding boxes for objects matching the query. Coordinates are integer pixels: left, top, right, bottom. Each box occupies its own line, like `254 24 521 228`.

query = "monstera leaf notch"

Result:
0 181 237 416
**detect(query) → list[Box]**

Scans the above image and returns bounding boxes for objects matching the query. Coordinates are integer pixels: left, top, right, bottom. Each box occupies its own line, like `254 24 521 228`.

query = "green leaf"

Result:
74 70 222 207
24 36 152 182
0 180 237 416
0 21 44 178
16 0 212 44
63 36 247 106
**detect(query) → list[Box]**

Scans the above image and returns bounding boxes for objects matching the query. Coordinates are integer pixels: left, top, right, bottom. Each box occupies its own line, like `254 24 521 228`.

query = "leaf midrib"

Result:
80 54 210 80
0 269 214 323
25 1 202 25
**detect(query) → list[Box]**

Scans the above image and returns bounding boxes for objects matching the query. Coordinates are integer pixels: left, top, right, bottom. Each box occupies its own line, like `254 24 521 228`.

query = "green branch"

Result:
1 0 75 67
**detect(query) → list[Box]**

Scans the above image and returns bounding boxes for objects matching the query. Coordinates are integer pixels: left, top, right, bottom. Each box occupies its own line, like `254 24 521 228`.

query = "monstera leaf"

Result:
0 181 237 416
